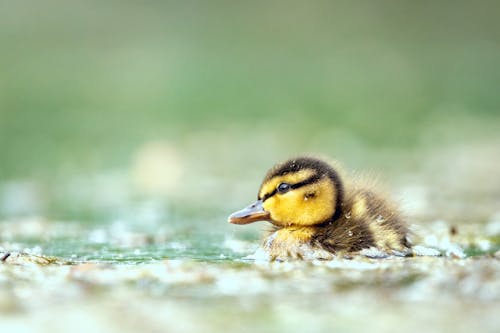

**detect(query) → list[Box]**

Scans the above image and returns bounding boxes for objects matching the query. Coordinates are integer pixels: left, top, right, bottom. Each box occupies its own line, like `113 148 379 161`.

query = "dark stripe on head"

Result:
261 173 321 202
261 189 277 202
290 173 321 190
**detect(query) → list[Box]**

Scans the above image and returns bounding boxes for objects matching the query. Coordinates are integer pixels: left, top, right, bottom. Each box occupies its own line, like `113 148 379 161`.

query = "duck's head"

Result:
228 157 344 227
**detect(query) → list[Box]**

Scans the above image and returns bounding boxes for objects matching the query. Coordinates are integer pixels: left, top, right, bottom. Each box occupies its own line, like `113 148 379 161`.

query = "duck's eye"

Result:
277 182 291 193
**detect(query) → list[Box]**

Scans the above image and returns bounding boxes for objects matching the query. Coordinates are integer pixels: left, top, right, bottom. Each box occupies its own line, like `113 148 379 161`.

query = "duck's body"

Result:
229 157 411 260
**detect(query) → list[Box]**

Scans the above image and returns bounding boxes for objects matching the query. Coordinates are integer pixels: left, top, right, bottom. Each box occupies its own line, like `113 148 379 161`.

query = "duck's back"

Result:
312 187 411 254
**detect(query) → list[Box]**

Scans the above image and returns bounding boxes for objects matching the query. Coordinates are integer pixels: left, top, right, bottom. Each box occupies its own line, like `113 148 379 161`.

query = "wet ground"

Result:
1 141 499 333
1 215 499 333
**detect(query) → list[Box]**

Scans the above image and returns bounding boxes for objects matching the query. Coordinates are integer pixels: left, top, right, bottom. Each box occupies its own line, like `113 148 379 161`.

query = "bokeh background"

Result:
2 0 499 226
1 1 500 333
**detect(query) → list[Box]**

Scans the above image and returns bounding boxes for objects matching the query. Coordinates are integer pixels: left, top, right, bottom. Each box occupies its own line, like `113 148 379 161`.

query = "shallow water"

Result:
1 141 500 333
1 214 500 333
0 115 499 332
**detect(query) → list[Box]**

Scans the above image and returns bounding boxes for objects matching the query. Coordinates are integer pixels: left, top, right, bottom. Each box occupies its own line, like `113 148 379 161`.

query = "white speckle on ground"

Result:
476 239 491 251
244 247 271 262
358 247 390 259
445 244 466 259
412 246 441 256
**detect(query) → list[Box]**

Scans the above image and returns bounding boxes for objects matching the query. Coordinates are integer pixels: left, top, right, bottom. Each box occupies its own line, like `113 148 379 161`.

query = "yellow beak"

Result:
228 200 271 225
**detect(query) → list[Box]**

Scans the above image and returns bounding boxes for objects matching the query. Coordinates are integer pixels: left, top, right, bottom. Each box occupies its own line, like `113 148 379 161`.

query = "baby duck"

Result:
228 156 411 260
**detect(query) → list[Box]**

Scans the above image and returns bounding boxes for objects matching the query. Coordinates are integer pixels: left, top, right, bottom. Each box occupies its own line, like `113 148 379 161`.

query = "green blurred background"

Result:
1 0 499 224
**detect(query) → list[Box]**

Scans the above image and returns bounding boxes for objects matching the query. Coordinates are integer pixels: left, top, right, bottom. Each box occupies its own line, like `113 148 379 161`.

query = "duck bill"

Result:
228 200 271 225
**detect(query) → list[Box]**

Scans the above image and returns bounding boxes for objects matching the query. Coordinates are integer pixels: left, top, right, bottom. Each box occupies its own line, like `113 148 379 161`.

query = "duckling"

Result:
228 156 411 260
